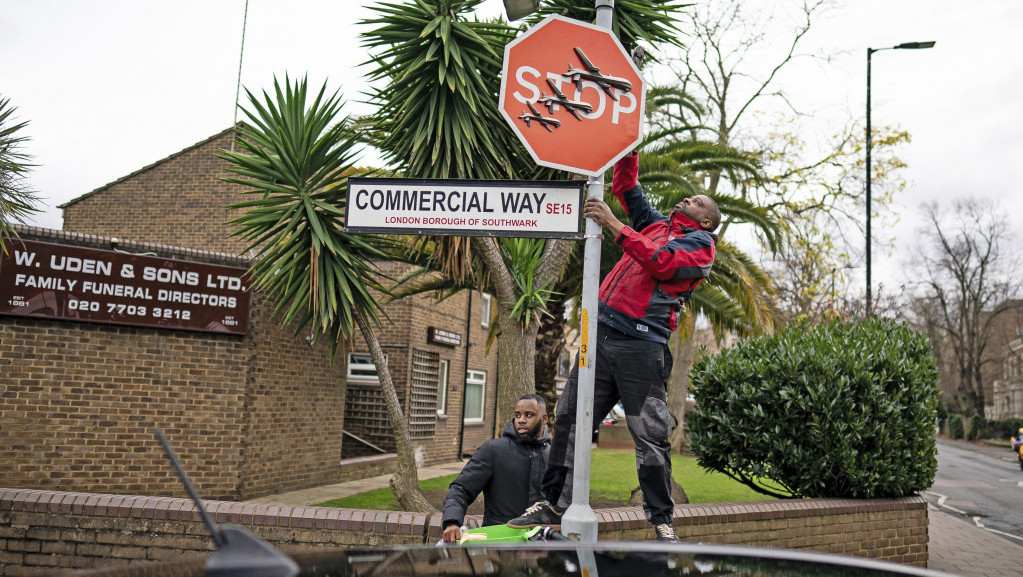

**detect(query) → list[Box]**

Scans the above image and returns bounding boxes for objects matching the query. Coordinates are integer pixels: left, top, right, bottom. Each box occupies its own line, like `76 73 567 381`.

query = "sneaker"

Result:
506 501 563 529
654 523 680 543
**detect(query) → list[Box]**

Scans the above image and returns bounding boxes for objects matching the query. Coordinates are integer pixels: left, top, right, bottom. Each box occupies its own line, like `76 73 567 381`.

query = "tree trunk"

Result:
495 301 541 431
667 316 697 453
354 309 435 512
471 237 573 433
628 478 689 507
534 298 568 421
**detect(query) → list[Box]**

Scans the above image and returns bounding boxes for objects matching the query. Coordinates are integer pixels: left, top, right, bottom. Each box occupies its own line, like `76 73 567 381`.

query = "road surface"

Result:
925 439 1023 544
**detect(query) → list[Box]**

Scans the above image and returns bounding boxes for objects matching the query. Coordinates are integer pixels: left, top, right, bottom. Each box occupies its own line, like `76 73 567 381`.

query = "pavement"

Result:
250 444 1023 577
244 461 467 507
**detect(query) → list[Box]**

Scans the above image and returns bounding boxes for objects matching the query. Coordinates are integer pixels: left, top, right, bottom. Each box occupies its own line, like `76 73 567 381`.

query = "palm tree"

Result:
529 0 689 59
0 96 40 253
360 0 575 428
360 0 696 428
220 76 433 511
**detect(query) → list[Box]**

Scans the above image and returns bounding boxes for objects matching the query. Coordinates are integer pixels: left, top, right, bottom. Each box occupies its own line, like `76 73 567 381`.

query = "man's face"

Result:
514 399 547 437
674 195 713 230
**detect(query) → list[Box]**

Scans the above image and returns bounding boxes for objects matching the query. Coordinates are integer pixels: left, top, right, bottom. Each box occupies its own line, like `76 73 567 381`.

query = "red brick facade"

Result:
0 229 347 500
1 128 500 500
59 128 249 255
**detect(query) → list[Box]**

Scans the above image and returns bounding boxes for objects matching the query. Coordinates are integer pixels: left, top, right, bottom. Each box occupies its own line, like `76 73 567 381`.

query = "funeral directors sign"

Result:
345 178 585 238
0 240 251 335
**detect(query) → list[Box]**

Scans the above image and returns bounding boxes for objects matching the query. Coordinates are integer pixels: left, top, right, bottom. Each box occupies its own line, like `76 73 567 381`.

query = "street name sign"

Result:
345 177 585 238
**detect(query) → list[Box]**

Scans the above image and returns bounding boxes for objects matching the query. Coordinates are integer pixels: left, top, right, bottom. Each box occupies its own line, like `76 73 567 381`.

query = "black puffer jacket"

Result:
442 419 550 528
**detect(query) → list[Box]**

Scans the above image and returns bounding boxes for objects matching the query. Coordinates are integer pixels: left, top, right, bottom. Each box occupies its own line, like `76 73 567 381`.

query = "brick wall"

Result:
346 260 502 466
0 228 345 501
0 488 929 575
0 315 248 499
236 296 348 498
60 128 247 255
58 127 504 470
337 455 398 483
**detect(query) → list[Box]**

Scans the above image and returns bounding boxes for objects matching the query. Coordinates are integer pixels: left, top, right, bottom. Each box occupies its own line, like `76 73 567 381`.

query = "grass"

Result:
317 448 774 509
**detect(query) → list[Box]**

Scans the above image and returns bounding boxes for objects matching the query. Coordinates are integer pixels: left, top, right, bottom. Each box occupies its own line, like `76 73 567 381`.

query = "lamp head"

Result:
895 41 936 50
503 0 539 21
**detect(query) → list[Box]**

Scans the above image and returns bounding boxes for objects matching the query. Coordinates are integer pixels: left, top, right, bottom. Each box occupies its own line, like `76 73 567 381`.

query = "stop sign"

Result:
499 15 645 177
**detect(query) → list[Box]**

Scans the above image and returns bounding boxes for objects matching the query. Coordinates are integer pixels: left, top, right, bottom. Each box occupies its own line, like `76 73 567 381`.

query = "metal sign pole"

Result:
561 0 614 544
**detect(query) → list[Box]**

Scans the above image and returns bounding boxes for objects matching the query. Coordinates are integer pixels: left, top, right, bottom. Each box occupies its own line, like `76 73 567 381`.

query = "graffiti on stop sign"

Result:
509 47 639 127
498 15 645 176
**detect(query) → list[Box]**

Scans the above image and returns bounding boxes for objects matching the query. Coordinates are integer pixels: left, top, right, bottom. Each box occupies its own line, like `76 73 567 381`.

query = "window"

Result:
347 352 387 383
480 293 492 328
437 360 450 415
464 370 487 422
409 349 440 439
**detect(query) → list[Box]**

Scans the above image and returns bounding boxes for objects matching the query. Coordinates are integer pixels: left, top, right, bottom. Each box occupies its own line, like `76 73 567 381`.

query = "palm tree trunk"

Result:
473 237 573 431
667 316 697 453
354 309 435 512
495 303 541 429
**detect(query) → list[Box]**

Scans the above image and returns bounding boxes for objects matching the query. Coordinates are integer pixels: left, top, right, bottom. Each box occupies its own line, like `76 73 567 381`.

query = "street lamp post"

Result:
866 41 935 316
830 264 855 313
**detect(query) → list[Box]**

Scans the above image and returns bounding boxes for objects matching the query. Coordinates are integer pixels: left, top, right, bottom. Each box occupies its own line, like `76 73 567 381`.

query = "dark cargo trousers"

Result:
540 323 675 525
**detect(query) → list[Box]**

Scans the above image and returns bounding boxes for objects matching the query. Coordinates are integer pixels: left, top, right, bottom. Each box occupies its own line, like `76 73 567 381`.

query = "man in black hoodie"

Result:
441 394 550 542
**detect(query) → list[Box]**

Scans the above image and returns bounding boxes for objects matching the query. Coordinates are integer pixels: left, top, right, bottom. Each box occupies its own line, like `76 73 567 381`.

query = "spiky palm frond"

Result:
0 97 39 252
360 0 532 179
221 76 394 358
647 84 705 123
688 240 778 338
530 0 690 59
500 238 560 327
388 240 485 301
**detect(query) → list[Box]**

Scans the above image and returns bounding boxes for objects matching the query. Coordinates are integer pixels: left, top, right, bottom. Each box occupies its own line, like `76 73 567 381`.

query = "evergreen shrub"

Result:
688 317 940 499
967 413 985 440
947 414 964 439
999 418 1023 439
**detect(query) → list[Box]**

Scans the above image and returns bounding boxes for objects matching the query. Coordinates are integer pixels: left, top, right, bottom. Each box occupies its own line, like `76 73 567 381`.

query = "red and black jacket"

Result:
597 153 717 344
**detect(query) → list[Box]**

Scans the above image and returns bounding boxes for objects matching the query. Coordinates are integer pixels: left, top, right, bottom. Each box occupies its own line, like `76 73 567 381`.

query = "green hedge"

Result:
999 418 1023 439
947 414 964 439
688 318 940 499
967 414 985 440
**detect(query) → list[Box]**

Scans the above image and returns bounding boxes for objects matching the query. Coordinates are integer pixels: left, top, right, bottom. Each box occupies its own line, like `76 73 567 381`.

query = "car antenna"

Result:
155 428 299 577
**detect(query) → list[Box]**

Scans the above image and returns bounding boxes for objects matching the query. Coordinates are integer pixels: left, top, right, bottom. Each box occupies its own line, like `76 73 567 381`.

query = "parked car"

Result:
76 540 953 577
593 402 625 442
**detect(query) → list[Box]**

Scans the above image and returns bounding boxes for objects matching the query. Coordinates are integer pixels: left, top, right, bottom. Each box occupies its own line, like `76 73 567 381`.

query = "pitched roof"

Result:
58 125 239 209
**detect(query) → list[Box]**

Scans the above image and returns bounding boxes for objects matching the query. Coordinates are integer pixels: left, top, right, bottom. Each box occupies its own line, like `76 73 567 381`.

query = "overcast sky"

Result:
3 0 1021 298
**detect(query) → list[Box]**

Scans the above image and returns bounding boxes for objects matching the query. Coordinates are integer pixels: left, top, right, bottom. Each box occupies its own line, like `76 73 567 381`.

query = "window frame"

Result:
480 293 492 328
437 359 450 415
346 352 387 384
463 369 487 423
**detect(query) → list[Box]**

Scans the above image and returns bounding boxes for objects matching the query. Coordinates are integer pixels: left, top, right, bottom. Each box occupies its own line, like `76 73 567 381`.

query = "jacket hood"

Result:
669 210 719 243
502 418 550 447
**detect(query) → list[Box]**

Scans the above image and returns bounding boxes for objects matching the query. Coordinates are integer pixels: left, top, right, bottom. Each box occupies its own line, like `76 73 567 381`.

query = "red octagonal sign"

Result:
499 15 645 177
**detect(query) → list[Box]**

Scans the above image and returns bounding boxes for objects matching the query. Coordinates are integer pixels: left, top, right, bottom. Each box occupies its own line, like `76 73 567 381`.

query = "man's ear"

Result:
542 412 549 424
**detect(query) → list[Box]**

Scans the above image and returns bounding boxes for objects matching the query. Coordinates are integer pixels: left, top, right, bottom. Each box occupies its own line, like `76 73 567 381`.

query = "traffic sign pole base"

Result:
561 503 598 542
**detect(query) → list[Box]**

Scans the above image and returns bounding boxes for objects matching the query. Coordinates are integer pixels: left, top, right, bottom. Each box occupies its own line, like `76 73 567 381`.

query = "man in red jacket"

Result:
508 151 719 543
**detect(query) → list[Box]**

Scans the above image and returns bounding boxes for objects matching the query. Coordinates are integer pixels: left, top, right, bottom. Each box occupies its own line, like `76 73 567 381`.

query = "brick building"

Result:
0 127 500 500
